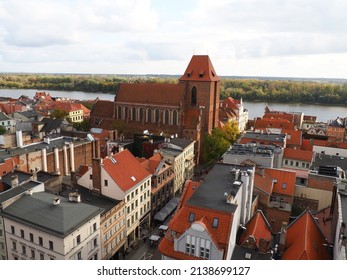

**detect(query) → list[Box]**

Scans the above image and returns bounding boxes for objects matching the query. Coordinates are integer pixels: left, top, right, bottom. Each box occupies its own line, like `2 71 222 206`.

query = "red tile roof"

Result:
255 118 294 130
159 180 233 259
103 149 151 192
301 139 313 151
90 100 115 118
283 148 313 162
265 168 296 197
239 210 272 247
263 112 295 123
282 129 302 147
254 173 274 195
179 55 220 82
282 210 332 260
115 83 185 106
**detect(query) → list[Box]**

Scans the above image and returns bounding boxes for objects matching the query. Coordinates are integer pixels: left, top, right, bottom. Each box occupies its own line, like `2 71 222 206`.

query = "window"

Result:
154 109 160 124
30 233 34 242
104 179 108 187
39 237 43 246
77 235 81 244
139 108 144 121
164 109 170 125
146 108 152 123
205 248 210 259
20 229 24 238
0 229 2 237
282 183 287 189
93 223 97 232
40 253 44 260
90 174 93 180
185 243 190 254
93 238 97 248
189 212 195 222
132 107 137 121
11 226 15 234
22 245 26 255
191 244 195 255
212 218 219 228
173 110 178 125
296 162 299 167
49 241 54 250
31 249 35 259
200 247 205 258
284 159 288 165
191 86 197 106
77 251 82 260
12 241 16 251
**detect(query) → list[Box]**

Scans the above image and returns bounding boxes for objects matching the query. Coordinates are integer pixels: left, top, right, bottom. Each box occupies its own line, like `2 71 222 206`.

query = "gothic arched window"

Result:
146 108 152 123
132 107 137 121
173 110 178 125
191 86 197 106
164 109 170 125
155 109 160 123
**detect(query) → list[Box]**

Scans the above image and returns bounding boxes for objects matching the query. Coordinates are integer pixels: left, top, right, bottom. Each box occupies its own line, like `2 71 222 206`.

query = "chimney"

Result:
71 171 77 187
277 221 288 254
53 197 61 205
108 130 115 141
11 175 19 188
92 139 101 158
16 131 23 148
92 158 102 194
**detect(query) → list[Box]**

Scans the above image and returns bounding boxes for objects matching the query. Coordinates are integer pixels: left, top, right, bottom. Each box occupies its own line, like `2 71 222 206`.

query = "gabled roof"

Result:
115 83 185 106
239 210 272 247
263 112 295 123
255 118 294 130
282 129 302 147
264 168 296 197
254 173 274 195
90 100 115 118
282 210 332 260
103 149 151 192
283 148 313 162
179 55 220 82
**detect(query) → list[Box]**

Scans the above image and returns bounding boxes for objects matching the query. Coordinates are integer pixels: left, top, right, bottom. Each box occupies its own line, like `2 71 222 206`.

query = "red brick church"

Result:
90 55 221 162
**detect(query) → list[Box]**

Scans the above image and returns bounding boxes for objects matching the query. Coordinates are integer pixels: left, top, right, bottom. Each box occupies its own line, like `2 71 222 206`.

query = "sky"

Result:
1 0 347 78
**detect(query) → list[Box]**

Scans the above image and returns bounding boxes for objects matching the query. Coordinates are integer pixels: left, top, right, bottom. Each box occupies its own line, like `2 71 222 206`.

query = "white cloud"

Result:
0 0 347 78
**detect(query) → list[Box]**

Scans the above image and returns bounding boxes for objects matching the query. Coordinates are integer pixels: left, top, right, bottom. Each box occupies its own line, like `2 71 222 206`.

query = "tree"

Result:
222 121 240 143
73 119 90 132
203 128 230 165
0 125 6 135
50 109 69 120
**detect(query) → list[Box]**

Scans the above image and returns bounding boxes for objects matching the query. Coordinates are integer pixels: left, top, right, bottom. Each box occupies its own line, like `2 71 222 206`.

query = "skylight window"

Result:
212 218 219 228
131 176 136 182
282 183 287 189
189 212 195 222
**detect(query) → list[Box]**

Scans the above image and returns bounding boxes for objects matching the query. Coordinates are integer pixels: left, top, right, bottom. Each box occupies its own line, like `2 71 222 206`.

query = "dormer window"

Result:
212 218 219 228
189 212 195 222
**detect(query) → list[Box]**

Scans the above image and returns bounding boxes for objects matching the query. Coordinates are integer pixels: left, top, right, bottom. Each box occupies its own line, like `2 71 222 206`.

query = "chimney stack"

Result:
92 158 102 194
277 221 288 254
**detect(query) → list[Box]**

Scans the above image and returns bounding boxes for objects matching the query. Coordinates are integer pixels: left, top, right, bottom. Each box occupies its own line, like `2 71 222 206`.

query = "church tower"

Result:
179 55 221 162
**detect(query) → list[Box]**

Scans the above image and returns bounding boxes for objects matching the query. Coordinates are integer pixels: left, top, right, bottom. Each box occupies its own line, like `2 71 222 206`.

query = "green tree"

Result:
222 121 240 143
0 125 7 135
203 128 230 165
50 109 68 120
73 119 90 132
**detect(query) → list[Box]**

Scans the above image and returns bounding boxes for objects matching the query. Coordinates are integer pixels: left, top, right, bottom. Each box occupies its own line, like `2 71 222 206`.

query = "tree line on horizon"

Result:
1 73 347 105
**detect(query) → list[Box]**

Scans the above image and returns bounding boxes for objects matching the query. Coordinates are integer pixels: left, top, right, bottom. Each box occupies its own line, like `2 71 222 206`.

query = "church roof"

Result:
179 55 220 82
115 83 185 106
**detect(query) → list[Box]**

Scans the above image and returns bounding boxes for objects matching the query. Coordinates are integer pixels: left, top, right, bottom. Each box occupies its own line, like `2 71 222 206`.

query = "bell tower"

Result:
179 55 221 162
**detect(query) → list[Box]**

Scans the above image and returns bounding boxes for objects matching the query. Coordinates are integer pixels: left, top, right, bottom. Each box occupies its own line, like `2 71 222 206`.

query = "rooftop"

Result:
1 191 103 237
241 132 286 144
187 163 253 213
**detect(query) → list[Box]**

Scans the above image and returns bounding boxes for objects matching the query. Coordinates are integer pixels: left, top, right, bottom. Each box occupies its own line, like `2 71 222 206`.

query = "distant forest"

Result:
1 73 347 105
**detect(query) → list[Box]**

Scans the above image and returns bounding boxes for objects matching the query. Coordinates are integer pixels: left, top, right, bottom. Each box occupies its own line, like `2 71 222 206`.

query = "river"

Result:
1 88 347 122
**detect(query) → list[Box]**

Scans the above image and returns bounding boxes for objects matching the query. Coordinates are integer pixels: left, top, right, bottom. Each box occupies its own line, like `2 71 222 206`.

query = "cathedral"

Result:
90 55 221 162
